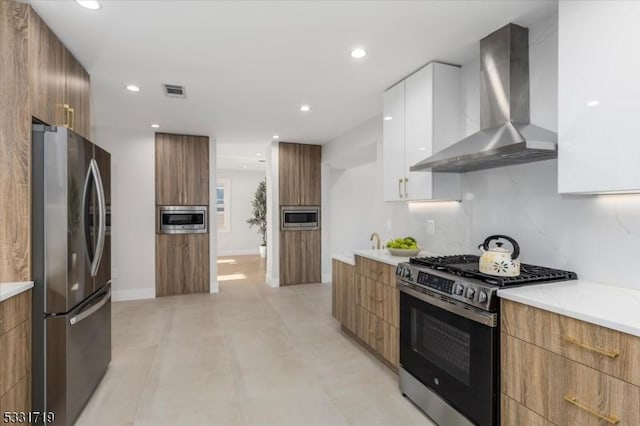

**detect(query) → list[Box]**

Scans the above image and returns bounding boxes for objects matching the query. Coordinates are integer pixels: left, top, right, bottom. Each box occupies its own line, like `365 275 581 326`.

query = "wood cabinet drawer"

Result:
0 321 29 397
0 377 30 415
502 300 640 387
355 256 398 285
501 394 553 426
0 291 30 335
503 333 640 425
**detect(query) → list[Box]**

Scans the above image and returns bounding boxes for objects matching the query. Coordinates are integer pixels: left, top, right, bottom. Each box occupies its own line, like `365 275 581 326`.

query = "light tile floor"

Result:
76 255 433 426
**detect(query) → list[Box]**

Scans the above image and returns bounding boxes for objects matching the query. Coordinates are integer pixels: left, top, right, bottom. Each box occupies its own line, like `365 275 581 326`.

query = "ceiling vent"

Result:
162 83 186 98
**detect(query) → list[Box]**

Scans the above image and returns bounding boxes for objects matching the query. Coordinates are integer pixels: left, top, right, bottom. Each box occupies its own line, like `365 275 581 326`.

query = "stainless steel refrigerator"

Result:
32 124 112 425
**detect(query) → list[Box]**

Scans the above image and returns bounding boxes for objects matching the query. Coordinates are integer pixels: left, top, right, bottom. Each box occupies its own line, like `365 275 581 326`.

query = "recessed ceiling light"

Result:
300 105 311 112
272 135 280 140
587 100 600 107
150 124 160 128
126 84 140 92
384 116 393 121
256 153 262 157
76 0 101 10
242 165 248 169
351 48 367 59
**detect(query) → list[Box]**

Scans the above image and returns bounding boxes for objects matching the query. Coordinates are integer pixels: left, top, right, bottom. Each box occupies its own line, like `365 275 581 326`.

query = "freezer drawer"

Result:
44 285 111 425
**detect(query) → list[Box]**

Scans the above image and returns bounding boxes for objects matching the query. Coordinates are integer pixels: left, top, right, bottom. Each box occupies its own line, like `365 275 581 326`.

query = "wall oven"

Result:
157 206 208 234
280 206 320 231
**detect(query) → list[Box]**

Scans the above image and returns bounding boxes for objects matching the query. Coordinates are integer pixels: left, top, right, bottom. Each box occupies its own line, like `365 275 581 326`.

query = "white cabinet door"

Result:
383 82 406 201
404 65 434 200
558 1 640 194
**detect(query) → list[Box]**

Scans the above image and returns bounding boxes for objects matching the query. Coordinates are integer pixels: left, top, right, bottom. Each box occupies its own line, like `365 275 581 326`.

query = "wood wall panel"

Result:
0 1 30 283
501 394 552 426
156 234 209 297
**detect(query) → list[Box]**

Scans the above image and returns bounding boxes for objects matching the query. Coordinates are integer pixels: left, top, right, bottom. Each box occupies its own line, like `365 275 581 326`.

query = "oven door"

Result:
399 285 499 426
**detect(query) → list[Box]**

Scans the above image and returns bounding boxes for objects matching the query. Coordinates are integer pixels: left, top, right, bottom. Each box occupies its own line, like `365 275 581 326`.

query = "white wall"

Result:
326 11 640 290
96 128 219 300
95 127 156 301
216 168 266 255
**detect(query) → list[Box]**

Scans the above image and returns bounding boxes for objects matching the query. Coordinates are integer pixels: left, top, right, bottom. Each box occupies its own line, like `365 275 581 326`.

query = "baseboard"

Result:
322 273 331 284
217 248 260 256
266 275 279 288
112 288 155 302
210 281 219 293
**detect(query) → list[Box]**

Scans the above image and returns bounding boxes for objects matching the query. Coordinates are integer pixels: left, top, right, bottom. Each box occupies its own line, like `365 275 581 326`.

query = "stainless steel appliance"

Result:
32 125 112 426
411 23 557 173
396 255 577 426
280 206 320 230
157 205 208 234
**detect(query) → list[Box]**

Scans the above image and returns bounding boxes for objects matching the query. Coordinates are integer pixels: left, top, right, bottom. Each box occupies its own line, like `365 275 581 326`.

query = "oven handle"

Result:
398 282 498 328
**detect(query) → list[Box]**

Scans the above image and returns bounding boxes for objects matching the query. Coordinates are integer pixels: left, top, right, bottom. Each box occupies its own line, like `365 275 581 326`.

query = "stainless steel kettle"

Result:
479 235 520 277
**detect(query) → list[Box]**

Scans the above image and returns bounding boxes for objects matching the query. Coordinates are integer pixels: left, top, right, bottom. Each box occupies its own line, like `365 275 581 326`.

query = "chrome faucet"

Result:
370 232 381 250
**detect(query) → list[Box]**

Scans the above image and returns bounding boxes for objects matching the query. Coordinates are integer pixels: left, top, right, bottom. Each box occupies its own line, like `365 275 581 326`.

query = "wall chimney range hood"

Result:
410 23 557 173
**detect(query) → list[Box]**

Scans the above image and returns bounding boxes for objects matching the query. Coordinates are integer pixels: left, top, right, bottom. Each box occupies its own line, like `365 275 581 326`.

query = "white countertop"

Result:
332 249 440 267
498 280 640 338
0 281 34 303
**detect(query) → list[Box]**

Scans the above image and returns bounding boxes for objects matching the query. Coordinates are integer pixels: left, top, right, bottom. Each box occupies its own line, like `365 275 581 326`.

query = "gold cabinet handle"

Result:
563 394 620 425
368 329 375 334
68 107 75 130
564 335 619 358
63 104 70 127
377 298 383 303
376 335 383 340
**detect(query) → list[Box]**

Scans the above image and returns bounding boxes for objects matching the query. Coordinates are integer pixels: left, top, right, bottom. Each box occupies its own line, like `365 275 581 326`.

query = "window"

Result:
216 179 230 232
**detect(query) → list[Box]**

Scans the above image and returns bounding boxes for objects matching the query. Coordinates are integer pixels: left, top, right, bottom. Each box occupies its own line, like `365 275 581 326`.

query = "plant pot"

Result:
259 245 266 258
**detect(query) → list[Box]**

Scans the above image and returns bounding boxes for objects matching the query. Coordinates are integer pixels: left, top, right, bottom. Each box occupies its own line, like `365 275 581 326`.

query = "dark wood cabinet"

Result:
28 8 91 139
278 142 321 206
279 230 321 285
155 133 209 206
156 234 209 297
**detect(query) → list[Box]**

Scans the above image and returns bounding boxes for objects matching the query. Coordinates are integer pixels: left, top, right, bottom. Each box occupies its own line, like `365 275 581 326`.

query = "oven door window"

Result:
411 310 471 386
400 292 498 426
284 212 317 224
162 213 204 226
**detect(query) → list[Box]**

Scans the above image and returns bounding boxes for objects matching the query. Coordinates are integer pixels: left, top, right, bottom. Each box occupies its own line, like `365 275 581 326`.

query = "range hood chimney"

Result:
410 23 557 173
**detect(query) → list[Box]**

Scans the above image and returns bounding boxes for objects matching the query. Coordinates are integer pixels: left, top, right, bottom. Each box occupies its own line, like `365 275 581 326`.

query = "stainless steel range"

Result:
396 255 576 426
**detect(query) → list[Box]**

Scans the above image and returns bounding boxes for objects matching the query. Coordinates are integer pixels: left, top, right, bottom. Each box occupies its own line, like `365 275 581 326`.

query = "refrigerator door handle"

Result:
89 159 107 277
69 285 111 325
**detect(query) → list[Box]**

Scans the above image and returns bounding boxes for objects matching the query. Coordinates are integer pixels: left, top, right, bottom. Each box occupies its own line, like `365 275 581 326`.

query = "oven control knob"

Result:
466 288 475 300
454 284 464 295
403 268 412 279
478 291 488 303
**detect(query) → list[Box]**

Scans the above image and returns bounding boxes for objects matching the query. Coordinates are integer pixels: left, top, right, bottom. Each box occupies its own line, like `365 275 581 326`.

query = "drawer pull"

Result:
376 335 383 340
563 394 620 425
564 335 619 358
369 329 375 334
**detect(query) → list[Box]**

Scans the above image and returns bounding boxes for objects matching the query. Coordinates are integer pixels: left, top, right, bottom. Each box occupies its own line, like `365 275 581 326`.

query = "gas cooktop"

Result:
396 255 577 312
410 254 577 287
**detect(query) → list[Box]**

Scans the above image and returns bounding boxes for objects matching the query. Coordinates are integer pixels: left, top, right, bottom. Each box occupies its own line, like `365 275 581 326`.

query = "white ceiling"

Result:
29 0 557 169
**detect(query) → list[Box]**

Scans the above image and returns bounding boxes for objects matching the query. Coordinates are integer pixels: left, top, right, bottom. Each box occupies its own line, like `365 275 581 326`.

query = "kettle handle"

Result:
482 235 520 260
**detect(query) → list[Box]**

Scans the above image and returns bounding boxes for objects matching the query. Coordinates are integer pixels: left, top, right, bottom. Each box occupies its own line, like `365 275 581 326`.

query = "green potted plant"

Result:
247 179 267 258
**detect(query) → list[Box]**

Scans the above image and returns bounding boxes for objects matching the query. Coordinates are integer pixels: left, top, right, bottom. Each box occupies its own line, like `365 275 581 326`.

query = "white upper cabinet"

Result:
383 62 462 202
558 1 640 194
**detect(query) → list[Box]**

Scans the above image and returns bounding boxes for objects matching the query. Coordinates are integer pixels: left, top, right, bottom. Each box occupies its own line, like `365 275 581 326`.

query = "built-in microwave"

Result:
281 206 320 231
157 206 208 234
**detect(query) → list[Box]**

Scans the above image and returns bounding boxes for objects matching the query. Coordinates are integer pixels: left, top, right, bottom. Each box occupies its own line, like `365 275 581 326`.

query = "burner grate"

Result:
410 255 577 286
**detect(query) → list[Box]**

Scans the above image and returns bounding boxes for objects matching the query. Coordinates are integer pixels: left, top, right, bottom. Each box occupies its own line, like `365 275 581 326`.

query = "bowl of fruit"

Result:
386 237 422 257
